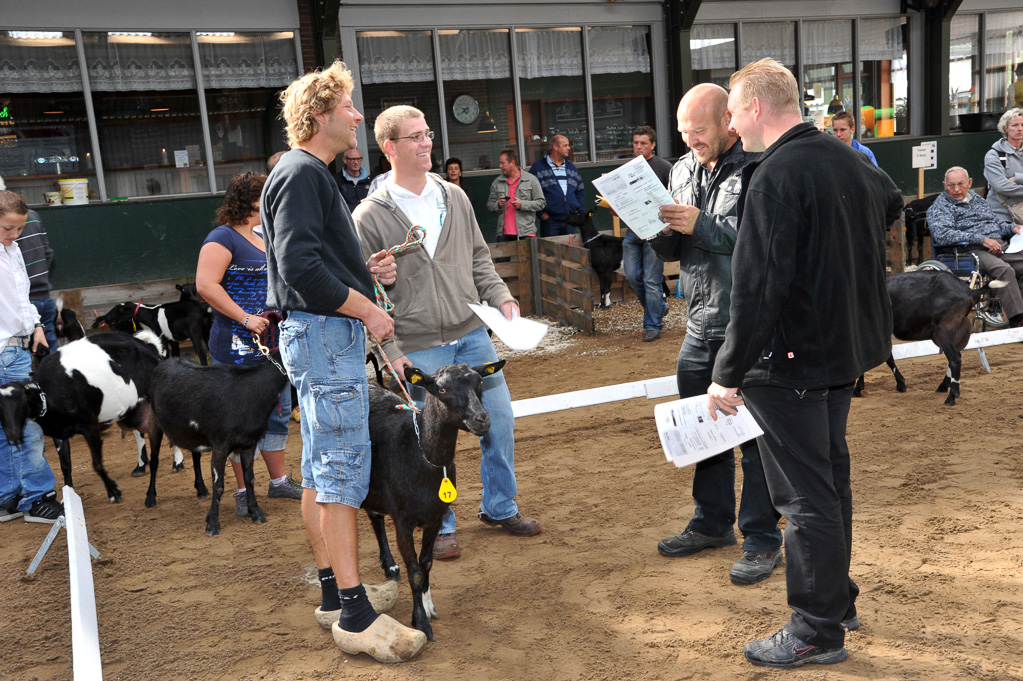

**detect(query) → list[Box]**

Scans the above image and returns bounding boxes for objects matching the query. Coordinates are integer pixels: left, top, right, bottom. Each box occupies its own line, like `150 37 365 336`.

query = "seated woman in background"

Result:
195 172 301 516
984 108 1023 226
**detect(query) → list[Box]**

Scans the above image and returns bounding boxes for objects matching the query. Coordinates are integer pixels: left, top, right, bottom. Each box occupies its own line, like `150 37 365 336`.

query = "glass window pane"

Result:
438 29 517 172
802 20 854 131
588 25 654 161
741 21 796 71
949 15 980 129
199 31 299 191
516 27 589 166
860 17 910 137
691 23 736 88
984 10 1023 112
0 30 96 206
84 31 208 198
357 30 442 178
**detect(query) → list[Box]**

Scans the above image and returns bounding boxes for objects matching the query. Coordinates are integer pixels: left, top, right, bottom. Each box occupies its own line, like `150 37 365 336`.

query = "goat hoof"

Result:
144 495 156 509
249 509 267 524
130 465 147 477
852 389 863 398
196 489 210 499
896 383 907 393
205 522 221 536
936 384 949 393
386 566 401 581
109 490 123 503
172 462 184 473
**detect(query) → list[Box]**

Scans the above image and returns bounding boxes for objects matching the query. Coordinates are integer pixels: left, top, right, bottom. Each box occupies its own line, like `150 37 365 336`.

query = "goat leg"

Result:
192 450 209 498
887 356 907 393
131 429 149 476
394 518 435 641
144 425 162 508
206 448 229 535
239 447 266 525
55 438 73 488
367 510 401 581
418 522 441 621
852 374 865 397
172 445 185 473
82 427 122 503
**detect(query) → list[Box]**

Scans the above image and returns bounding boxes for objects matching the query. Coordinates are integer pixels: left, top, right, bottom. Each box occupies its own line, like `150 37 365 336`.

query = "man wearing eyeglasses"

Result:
926 166 1023 327
334 148 371 213
354 106 542 563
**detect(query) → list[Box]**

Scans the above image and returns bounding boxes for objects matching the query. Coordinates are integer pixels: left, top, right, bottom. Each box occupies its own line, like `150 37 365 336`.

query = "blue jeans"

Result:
404 325 518 534
742 383 859 647
676 335 781 553
0 345 56 511
279 313 371 508
211 356 291 458
623 231 668 331
32 297 58 354
540 217 571 238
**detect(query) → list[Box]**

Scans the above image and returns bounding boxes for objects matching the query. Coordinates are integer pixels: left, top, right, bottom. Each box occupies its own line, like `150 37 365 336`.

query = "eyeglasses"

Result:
945 181 969 189
346 156 362 161
390 130 435 143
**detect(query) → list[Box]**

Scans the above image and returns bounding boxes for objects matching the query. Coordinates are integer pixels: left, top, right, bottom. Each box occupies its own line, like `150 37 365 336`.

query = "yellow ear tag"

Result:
409 373 421 384
439 466 457 503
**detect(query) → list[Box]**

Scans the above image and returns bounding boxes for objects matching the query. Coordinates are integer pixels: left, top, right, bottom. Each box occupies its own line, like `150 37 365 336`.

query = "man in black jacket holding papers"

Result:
706 59 901 669
649 83 783 586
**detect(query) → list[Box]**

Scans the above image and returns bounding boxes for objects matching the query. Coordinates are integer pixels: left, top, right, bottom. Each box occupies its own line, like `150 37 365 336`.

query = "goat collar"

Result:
583 233 601 245
27 384 48 417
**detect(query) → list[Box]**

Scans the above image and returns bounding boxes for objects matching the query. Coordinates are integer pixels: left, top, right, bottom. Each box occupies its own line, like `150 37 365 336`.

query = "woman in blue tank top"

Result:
196 172 301 514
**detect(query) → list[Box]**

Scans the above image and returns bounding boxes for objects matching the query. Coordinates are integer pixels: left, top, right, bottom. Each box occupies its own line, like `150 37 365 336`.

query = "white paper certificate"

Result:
468 303 548 351
654 395 764 468
591 155 675 240
1006 232 1023 254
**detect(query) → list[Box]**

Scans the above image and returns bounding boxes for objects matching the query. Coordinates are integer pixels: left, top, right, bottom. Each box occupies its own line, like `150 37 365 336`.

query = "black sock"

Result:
318 568 341 611
337 584 378 633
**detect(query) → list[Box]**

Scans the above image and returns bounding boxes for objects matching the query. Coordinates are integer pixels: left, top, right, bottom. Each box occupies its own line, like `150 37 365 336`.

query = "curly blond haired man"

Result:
261 61 426 663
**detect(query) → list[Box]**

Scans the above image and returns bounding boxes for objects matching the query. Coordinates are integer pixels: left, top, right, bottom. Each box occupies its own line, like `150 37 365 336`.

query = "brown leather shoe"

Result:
432 533 461 560
478 511 542 537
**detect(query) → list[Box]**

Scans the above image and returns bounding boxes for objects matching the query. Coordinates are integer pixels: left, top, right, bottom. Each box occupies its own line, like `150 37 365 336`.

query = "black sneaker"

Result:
0 497 24 522
24 491 63 524
657 527 736 557
729 550 784 584
744 628 848 668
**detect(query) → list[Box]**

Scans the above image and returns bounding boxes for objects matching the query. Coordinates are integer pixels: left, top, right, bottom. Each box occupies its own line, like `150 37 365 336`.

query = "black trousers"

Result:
742 383 859 647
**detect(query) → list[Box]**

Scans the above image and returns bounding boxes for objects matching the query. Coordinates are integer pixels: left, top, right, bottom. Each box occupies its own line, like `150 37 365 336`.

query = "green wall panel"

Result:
38 196 222 290
864 131 1001 196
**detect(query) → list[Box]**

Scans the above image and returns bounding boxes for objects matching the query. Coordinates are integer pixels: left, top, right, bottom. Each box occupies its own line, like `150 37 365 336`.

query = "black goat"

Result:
146 349 290 535
567 209 624 309
363 361 504 641
854 270 1004 405
93 299 212 365
0 331 164 503
903 194 938 267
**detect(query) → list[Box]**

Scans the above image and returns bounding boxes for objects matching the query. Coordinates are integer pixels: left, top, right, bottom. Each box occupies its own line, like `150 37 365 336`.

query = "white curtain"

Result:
0 36 83 93
199 34 298 89
84 34 197 91
691 24 735 71
741 22 797 66
357 26 650 84
803 21 853 65
860 18 906 61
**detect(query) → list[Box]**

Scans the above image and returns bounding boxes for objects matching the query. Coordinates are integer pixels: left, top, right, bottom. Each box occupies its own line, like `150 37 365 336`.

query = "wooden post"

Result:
918 167 925 199
612 215 621 238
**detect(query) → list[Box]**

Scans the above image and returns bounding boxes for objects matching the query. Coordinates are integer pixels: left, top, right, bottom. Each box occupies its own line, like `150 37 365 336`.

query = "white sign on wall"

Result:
911 141 937 170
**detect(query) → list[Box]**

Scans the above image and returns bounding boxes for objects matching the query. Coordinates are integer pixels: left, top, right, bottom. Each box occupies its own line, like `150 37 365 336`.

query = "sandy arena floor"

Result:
3 298 1023 681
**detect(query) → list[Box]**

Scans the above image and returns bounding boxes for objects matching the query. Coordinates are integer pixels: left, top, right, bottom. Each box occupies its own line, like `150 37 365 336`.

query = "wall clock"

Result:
452 94 480 125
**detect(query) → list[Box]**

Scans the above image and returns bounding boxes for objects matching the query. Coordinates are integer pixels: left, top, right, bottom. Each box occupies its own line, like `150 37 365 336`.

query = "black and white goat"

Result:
567 208 624 309
146 347 291 535
54 297 87 345
0 331 164 503
363 361 504 641
854 270 1004 405
93 298 212 365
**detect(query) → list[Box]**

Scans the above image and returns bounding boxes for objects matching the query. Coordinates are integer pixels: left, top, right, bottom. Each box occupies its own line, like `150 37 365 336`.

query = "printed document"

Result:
468 303 548 351
1006 232 1023 254
655 395 764 468
591 155 675 240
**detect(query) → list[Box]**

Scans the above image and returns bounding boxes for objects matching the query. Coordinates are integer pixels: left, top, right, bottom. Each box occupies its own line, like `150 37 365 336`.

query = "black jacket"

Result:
712 124 902 390
335 171 372 213
650 141 757 340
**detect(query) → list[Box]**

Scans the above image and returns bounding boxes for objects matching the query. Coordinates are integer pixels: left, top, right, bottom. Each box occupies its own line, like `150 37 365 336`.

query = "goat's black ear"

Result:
404 366 435 390
473 360 505 377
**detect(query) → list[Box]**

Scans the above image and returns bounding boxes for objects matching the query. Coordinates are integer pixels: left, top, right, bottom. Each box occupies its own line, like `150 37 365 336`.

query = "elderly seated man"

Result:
926 166 1023 327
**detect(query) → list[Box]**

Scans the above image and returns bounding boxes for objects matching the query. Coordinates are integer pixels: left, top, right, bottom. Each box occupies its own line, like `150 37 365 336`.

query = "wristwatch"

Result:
34 322 44 329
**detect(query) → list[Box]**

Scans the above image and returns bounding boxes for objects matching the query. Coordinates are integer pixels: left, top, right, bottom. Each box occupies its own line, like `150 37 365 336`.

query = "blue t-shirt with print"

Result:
203 225 274 364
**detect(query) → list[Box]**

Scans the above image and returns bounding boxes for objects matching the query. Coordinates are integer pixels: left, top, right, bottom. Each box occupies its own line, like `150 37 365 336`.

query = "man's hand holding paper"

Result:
658 202 702 236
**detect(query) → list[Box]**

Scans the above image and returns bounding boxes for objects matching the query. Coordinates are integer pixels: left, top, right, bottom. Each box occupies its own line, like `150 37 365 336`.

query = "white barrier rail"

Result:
510 328 1023 418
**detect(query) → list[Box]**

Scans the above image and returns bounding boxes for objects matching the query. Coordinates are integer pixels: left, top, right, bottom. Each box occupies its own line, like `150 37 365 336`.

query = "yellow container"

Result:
59 178 89 206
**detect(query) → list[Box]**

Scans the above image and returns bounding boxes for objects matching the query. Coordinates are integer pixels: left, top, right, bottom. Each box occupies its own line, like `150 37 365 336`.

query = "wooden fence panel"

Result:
535 240 595 335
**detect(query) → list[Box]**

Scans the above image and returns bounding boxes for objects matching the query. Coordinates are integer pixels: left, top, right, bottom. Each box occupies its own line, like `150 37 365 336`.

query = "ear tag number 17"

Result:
439 466 457 503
